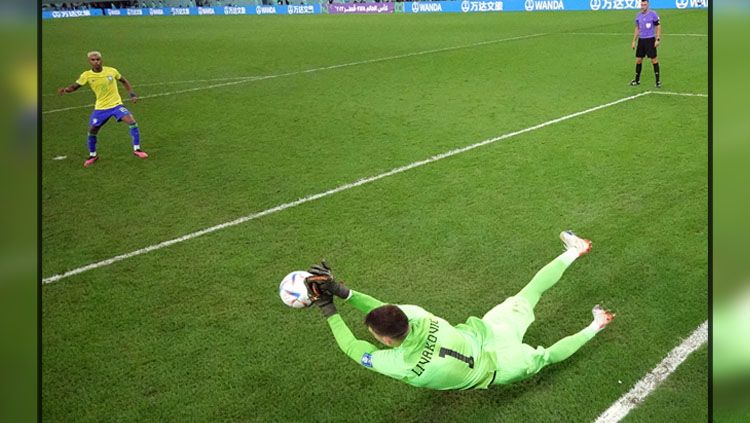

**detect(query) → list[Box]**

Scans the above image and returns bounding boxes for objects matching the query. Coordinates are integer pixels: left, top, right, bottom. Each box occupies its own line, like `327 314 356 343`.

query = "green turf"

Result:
42 10 707 421
624 346 708 423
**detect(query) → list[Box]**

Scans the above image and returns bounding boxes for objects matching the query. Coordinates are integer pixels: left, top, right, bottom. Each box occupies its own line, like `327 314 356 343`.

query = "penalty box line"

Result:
42 90 705 284
42 33 546 114
594 320 708 423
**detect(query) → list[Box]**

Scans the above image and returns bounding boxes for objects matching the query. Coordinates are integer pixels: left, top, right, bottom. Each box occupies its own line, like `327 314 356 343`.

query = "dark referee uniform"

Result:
635 9 660 58
631 8 661 86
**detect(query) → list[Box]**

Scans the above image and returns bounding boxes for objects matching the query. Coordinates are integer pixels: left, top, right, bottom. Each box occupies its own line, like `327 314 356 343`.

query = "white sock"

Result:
133 145 140 151
558 249 579 266
585 307 612 336
89 152 97 157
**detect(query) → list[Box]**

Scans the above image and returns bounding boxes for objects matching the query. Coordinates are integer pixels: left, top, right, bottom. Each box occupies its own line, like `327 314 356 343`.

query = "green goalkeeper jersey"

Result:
327 290 498 390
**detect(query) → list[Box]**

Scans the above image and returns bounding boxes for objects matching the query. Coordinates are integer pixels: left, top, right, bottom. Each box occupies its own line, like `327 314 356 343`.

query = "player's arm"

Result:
327 314 379 362
346 290 385 314
57 83 81 95
632 25 640 49
310 286 405 378
326 314 408 379
305 261 385 313
117 76 138 103
655 20 662 47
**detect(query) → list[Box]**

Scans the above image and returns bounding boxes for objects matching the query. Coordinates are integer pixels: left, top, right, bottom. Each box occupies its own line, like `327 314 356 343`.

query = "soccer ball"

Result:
279 270 313 308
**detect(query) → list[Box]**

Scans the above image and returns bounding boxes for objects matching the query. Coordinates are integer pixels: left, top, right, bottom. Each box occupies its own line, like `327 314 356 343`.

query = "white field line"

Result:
42 91 651 284
594 320 708 423
564 32 707 37
42 90 706 284
42 33 546 114
41 33 706 99
649 91 708 97
137 76 260 87
43 77 274 114
42 76 261 97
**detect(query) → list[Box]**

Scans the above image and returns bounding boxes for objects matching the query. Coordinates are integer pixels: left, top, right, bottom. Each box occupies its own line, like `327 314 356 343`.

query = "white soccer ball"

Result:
279 270 313 308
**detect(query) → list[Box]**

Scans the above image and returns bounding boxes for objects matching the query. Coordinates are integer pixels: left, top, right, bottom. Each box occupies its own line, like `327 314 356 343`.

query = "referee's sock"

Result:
635 63 642 82
653 62 661 83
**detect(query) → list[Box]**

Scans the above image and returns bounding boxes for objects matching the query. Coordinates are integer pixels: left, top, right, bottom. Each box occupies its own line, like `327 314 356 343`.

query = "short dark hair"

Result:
365 305 409 340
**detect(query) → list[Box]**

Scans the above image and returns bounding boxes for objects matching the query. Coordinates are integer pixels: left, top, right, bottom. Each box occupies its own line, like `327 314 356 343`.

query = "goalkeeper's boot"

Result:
560 230 592 257
133 149 149 159
591 304 615 332
83 155 99 168
655 80 662 89
629 79 640 86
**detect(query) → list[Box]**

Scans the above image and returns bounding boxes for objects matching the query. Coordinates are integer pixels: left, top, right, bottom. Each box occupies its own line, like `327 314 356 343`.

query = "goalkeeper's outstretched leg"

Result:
481 231 592 346
544 305 614 363
491 304 615 385
517 231 592 309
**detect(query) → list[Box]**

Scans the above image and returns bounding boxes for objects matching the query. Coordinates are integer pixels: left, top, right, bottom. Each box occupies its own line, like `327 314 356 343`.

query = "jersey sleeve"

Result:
368 348 412 379
326 314 411 379
111 67 122 80
75 72 88 86
327 313 378 363
398 304 431 320
345 290 385 314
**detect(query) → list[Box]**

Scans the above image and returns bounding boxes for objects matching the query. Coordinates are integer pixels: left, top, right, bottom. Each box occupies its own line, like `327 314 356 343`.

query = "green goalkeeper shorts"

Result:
481 295 551 384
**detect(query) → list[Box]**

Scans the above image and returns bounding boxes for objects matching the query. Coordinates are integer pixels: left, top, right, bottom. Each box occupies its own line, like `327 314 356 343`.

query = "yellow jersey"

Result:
76 66 123 110
14 59 37 109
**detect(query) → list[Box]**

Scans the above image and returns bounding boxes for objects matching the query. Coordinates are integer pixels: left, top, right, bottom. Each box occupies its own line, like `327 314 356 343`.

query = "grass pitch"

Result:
42 10 707 422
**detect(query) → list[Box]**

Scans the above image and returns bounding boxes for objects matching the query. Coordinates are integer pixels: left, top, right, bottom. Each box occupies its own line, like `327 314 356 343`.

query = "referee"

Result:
630 0 662 88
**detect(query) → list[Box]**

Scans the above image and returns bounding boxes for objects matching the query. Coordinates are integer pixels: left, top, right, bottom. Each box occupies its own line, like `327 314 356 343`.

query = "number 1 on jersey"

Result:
439 347 475 369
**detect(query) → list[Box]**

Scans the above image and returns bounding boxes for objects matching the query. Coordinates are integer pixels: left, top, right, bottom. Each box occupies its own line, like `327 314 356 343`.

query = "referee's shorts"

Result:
636 37 658 59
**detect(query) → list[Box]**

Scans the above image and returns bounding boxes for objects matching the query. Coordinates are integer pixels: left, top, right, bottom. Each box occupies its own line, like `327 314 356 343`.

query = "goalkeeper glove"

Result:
315 293 337 318
304 277 337 318
307 260 351 299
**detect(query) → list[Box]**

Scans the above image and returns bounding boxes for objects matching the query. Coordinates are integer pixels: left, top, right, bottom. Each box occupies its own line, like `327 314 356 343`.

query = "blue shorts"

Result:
89 105 131 127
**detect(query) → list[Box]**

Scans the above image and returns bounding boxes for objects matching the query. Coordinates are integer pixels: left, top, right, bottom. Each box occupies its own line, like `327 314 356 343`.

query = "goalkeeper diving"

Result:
303 231 615 390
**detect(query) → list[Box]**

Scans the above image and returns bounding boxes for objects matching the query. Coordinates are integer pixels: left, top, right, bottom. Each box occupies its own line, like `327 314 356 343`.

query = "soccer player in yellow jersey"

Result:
57 51 148 167
11 53 37 155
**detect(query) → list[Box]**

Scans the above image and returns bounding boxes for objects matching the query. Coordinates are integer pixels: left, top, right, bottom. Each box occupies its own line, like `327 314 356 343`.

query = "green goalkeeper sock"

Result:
546 328 596 364
517 249 578 308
